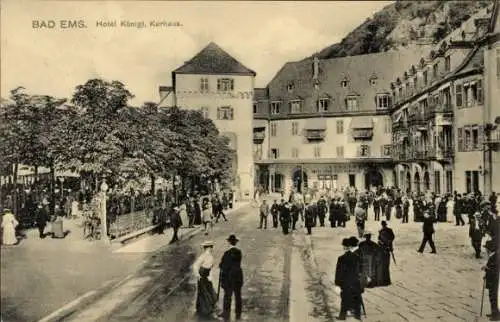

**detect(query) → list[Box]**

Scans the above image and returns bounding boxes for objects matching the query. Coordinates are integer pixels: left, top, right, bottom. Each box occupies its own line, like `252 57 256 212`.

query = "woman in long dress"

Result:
1 209 19 245
193 241 217 320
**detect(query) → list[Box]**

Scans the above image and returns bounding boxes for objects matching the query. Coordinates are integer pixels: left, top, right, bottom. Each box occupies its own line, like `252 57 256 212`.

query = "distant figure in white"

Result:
202 197 213 235
1 209 18 245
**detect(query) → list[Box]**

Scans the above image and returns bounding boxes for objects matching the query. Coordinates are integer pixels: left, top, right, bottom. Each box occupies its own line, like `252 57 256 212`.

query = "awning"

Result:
352 129 373 139
350 116 373 129
304 118 327 130
253 119 267 129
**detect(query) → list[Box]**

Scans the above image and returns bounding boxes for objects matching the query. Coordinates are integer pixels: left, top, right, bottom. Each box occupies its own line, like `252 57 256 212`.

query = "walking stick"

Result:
361 296 367 317
480 276 486 317
216 270 222 301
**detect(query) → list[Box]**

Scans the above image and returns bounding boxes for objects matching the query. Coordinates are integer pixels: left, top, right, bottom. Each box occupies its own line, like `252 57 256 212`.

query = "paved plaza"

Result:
1 200 497 322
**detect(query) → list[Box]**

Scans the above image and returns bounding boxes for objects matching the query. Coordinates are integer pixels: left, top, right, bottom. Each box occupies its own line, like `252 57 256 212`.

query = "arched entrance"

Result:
414 172 421 193
406 172 411 192
364 169 383 190
423 171 430 191
292 168 308 193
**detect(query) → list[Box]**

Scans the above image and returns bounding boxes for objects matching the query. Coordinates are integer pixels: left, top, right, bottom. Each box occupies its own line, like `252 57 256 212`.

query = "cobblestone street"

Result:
297 217 493 322
59 203 292 322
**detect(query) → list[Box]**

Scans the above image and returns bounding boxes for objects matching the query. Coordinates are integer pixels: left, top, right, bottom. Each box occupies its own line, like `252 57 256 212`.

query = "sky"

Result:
1 1 392 106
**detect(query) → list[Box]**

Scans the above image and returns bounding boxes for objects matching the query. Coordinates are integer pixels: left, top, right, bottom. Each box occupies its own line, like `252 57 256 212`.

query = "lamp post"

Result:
100 178 109 243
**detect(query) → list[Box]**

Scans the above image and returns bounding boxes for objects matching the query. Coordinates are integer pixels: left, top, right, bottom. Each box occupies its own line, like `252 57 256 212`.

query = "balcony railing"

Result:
486 128 500 144
408 113 426 126
304 130 326 141
428 146 454 160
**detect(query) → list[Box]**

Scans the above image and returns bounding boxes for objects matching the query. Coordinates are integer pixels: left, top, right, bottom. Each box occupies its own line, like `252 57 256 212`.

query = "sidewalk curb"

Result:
37 203 249 322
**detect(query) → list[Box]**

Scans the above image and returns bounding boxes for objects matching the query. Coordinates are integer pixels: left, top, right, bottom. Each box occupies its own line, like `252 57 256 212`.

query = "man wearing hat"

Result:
169 205 183 244
481 200 500 241
377 221 395 286
417 209 437 254
469 212 483 258
335 236 363 320
482 240 499 321
279 201 291 235
35 203 50 239
219 234 243 321
304 203 315 235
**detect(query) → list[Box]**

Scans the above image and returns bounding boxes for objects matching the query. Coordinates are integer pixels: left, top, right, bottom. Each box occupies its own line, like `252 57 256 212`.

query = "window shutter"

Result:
457 127 463 152
478 125 483 149
477 80 483 105
455 84 463 107
217 79 221 91
230 79 234 90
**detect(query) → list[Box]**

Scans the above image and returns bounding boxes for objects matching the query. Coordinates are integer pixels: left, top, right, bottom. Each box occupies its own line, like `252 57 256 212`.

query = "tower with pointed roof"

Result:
164 42 256 199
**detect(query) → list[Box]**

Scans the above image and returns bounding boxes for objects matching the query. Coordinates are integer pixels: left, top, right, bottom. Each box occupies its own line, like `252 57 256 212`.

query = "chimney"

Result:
313 56 319 80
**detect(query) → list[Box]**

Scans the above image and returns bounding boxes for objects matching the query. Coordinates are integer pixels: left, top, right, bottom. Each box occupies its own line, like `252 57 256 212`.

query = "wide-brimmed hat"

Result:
348 236 359 247
227 234 239 243
201 240 215 248
480 200 491 208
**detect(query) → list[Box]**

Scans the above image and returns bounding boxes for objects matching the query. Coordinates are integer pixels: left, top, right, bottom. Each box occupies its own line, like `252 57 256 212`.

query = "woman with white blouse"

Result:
193 241 217 319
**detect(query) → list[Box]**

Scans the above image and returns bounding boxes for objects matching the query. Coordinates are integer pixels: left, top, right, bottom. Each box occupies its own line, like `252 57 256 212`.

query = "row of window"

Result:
265 145 392 159
199 77 235 92
199 106 234 120
457 125 483 152
455 80 483 108
254 94 391 115
270 119 391 136
284 75 378 93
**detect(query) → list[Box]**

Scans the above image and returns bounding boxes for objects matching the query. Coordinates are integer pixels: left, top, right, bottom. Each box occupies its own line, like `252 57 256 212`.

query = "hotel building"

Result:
391 4 496 195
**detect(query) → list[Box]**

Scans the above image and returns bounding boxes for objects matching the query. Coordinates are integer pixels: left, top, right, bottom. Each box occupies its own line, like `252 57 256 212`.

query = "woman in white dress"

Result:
446 195 454 223
193 241 217 319
1 209 19 245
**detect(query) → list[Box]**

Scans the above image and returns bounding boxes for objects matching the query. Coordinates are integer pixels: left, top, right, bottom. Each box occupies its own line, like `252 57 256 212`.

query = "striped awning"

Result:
304 118 327 130
253 119 267 129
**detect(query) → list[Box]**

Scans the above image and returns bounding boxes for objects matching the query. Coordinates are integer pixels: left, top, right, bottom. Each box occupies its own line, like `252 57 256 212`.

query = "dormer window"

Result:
345 96 358 111
289 100 302 114
271 101 281 115
423 70 428 85
376 94 391 110
445 56 451 72
369 73 377 86
317 99 330 113
341 80 348 88
217 78 234 91
287 82 295 92
433 63 439 78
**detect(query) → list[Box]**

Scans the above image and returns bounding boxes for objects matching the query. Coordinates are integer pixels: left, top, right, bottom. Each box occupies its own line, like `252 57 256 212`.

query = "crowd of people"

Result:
255 185 500 321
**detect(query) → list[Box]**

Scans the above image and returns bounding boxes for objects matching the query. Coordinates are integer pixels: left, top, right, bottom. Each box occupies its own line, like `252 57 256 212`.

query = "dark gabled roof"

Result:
253 88 269 101
173 42 256 76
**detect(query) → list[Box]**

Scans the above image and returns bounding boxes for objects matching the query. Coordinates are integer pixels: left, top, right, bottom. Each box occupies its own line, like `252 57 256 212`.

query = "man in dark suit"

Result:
377 221 395 286
483 240 499 321
280 201 291 235
304 203 315 235
335 236 363 320
270 199 280 228
219 234 244 321
169 206 182 244
417 210 437 254
373 195 381 221
35 204 50 239
317 196 327 227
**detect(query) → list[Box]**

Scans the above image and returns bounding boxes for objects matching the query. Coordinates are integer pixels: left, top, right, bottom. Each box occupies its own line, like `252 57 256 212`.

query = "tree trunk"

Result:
150 174 155 195
49 163 55 217
13 162 18 215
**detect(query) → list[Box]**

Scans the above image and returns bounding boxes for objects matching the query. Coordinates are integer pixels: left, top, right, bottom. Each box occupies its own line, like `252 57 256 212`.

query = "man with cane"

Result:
481 240 499 321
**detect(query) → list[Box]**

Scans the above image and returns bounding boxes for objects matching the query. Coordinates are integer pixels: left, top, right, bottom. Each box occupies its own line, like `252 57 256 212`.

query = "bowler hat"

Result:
363 231 372 237
348 236 359 247
342 238 350 247
226 234 239 243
